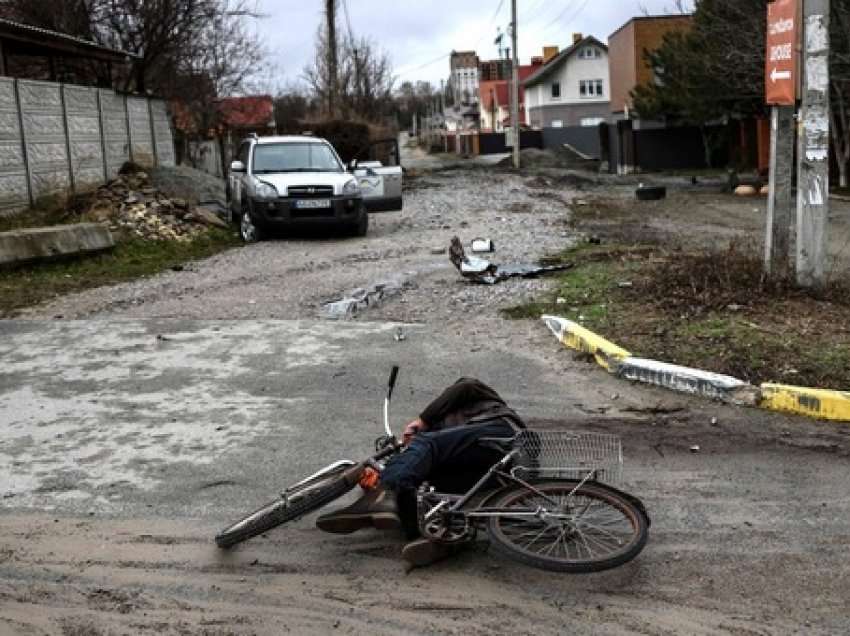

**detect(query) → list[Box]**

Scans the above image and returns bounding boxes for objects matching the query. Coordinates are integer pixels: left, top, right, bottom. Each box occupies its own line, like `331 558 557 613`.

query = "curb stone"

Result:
760 384 850 421
542 315 630 372
542 316 850 421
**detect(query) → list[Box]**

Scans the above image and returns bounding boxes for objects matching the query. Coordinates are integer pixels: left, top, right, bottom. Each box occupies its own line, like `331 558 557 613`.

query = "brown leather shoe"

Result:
315 487 401 534
401 538 463 568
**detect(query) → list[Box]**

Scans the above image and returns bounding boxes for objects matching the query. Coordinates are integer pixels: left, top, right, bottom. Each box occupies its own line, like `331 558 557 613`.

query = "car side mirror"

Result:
230 160 245 173
348 159 358 171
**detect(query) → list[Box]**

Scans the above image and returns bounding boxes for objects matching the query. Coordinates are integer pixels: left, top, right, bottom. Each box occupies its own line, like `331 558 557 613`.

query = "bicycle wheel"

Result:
486 481 648 573
215 468 356 549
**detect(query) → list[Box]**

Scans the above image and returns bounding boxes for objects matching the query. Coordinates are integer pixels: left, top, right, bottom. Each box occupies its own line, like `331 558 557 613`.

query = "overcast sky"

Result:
254 0 693 92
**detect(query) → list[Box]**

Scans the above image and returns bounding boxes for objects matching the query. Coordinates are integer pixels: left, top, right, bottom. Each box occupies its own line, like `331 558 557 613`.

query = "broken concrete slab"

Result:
322 278 411 319
0 223 114 267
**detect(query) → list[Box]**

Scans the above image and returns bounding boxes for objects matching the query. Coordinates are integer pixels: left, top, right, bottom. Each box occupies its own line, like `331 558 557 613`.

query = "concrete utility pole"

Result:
510 0 520 169
765 106 796 278
326 0 338 117
796 0 830 288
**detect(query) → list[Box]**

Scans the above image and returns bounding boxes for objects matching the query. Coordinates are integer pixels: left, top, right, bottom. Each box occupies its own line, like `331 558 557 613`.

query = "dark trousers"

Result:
382 419 516 493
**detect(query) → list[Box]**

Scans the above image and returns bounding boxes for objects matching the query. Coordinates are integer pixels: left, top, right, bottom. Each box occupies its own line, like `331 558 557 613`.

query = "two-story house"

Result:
523 35 611 129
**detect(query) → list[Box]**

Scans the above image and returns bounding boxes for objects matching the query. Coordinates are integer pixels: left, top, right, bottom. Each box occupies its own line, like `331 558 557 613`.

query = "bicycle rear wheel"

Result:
486 481 648 573
215 468 356 549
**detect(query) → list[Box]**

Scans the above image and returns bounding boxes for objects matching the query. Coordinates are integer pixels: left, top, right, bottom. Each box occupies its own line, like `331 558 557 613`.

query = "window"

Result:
579 79 604 98
580 117 605 127
551 82 561 99
551 120 564 128
252 143 343 174
579 47 600 59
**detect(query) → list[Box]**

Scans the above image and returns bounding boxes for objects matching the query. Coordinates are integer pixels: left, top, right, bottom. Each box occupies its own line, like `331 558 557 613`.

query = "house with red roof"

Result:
478 61 541 132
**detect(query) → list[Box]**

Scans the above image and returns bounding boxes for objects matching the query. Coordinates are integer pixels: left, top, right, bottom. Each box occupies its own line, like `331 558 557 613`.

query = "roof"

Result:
254 135 325 145
522 36 608 87
480 63 537 110
217 95 276 129
0 17 135 62
608 14 693 40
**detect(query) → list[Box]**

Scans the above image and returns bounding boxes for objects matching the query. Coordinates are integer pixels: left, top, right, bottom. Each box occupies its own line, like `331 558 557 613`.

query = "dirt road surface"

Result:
3 155 850 634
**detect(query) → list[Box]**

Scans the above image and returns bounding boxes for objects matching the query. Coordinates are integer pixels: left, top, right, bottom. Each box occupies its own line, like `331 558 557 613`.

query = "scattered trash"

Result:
470 238 495 253
430 247 447 255
710 417 719 426
618 281 633 288
689 445 701 453
449 236 572 285
556 297 567 305
734 185 758 197
726 304 743 312
394 327 406 342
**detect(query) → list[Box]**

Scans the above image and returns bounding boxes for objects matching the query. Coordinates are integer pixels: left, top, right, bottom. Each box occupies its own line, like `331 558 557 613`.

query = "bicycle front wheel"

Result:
486 481 648 573
215 468 356 549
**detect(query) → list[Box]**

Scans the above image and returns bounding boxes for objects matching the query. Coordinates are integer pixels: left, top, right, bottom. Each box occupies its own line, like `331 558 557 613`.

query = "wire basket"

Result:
511 430 623 487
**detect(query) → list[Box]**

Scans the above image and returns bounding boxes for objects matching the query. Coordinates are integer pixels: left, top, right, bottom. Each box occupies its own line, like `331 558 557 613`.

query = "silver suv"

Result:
228 135 368 241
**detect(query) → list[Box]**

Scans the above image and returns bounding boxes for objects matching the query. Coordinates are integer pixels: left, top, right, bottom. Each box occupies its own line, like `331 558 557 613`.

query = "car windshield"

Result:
252 143 342 173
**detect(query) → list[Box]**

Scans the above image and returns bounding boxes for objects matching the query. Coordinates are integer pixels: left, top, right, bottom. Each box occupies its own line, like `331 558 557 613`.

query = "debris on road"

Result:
470 238 495 253
84 164 226 241
394 327 406 342
449 236 572 285
322 278 411 319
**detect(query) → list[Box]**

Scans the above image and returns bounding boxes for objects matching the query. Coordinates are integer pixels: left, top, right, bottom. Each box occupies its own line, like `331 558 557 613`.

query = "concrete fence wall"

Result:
0 77 175 217
541 126 602 159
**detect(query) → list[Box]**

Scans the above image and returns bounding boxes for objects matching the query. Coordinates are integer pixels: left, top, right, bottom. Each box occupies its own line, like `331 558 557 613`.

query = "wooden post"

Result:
796 0 830 288
765 105 795 277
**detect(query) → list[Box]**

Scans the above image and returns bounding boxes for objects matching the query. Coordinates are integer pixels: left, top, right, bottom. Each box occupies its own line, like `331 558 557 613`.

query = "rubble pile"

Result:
85 168 228 241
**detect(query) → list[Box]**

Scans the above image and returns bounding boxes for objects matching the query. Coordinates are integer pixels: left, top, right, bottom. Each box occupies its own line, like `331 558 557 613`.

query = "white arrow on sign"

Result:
771 68 792 83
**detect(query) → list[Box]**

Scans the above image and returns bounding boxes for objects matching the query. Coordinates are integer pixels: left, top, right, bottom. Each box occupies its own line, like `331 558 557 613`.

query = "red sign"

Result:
766 0 799 105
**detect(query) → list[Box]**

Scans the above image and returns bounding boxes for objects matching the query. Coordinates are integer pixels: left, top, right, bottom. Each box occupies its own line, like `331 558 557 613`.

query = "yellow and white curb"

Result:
542 315 849 421
542 315 630 373
760 384 850 422
617 357 759 406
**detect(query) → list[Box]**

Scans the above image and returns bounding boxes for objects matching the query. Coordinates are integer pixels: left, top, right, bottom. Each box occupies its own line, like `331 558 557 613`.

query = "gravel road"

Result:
4 157 850 634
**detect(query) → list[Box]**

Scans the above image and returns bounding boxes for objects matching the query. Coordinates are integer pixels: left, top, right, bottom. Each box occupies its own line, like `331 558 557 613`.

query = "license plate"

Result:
294 199 332 209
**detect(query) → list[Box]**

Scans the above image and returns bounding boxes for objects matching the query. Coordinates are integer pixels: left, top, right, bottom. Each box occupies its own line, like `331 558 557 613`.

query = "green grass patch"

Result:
0 228 240 316
503 243 850 390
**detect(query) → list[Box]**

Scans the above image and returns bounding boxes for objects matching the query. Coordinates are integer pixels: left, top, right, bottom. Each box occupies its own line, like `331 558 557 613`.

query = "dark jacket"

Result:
419 377 526 432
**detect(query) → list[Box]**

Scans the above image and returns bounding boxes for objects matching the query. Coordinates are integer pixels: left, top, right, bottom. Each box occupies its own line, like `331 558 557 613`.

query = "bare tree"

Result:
303 18 394 122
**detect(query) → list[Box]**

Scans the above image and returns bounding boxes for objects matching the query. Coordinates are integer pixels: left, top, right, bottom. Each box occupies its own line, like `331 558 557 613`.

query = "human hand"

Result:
402 418 426 446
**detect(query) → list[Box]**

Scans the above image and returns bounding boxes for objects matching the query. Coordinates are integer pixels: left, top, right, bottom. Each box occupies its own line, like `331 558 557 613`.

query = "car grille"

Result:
288 185 334 198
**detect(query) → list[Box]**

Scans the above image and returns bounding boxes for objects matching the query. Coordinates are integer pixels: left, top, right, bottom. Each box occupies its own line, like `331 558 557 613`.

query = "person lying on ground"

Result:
316 377 526 567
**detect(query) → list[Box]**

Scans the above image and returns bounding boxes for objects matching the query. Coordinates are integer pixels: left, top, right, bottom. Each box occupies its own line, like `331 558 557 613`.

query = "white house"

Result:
523 35 611 128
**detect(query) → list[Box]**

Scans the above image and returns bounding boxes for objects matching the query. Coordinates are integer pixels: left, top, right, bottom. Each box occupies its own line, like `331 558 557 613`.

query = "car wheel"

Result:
352 206 369 237
240 207 264 243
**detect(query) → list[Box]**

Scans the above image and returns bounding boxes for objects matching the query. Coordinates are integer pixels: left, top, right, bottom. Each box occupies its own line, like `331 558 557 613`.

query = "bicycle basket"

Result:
511 430 623 487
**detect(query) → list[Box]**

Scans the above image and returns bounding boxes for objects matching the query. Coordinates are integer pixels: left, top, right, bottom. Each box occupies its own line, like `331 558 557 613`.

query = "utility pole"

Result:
796 0 830 288
510 0 520 169
326 0 338 118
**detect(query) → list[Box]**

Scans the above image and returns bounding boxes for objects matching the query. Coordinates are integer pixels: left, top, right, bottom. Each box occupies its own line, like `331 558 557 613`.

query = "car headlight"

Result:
342 179 360 196
253 179 279 201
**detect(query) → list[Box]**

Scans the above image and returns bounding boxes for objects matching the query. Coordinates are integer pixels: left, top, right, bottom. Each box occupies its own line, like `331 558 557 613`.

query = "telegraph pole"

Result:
510 0 520 169
796 0 830 288
326 0 338 118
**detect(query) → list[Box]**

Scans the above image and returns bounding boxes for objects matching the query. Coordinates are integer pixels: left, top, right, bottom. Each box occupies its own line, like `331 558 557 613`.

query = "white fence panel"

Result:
64 85 105 188
99 90 130 179
18 79 71 198
150 100 176 166
0 78 28 215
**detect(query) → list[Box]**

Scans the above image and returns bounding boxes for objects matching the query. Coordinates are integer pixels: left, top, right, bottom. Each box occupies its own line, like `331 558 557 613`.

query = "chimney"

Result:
573 33 583 44
542 46 559 63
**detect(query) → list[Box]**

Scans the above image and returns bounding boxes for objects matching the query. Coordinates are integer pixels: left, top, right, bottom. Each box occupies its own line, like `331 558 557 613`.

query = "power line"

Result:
540 0 590 36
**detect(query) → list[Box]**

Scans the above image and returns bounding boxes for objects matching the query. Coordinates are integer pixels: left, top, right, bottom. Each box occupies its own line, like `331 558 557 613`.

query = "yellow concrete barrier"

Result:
542 315 631 373
760 384 850 422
